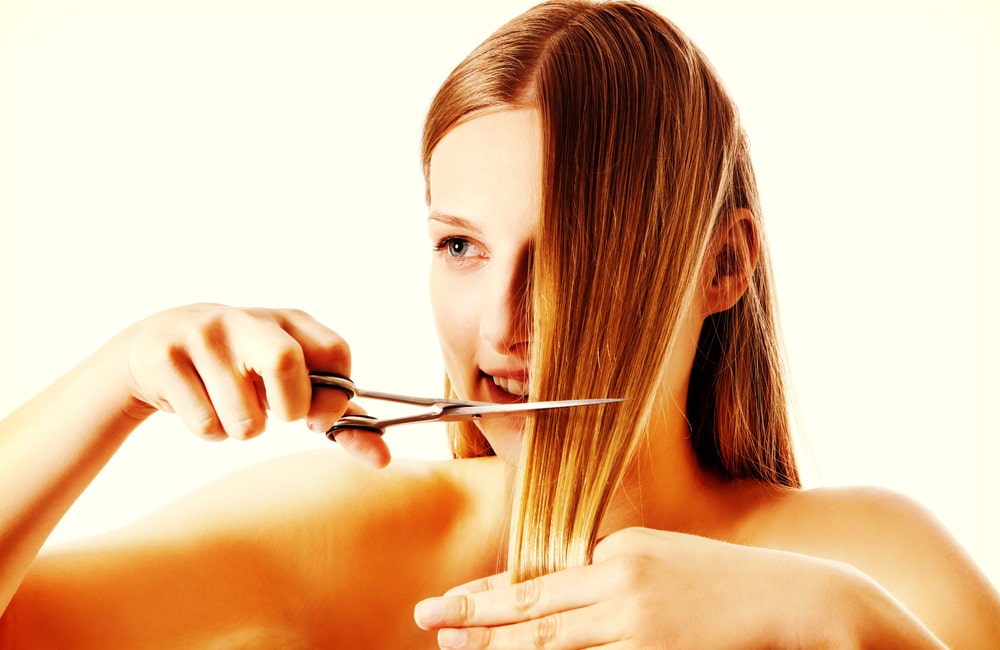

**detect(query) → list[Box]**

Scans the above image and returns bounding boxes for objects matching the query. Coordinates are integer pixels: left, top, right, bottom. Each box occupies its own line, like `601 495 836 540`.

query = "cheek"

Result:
429 267 481 388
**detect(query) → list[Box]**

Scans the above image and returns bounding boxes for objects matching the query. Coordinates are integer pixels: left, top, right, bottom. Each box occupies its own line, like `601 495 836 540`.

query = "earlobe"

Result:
703 209 759 316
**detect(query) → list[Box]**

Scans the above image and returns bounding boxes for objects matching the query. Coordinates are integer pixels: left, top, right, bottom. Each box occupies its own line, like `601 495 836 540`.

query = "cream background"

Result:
1 0 997 586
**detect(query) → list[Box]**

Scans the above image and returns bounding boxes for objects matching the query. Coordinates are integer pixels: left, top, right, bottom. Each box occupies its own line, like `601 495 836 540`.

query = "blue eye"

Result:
434 237 479 258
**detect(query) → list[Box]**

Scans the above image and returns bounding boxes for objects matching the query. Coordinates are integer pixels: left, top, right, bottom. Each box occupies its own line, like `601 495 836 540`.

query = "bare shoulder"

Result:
744 484 1000 644
265 450 509 572
166 450 511 645
750 486 976 571
748 485 944 549
9 451 509 649
263 451 509 645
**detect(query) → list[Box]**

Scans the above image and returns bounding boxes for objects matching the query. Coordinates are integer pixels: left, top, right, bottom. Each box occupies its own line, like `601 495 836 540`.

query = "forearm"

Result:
0 342 150 614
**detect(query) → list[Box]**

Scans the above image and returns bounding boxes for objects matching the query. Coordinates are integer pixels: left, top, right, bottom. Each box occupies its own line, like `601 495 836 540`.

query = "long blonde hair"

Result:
422 0 798 582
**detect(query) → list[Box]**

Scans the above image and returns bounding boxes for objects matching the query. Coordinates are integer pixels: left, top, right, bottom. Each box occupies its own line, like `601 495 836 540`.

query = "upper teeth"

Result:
492 375 529 397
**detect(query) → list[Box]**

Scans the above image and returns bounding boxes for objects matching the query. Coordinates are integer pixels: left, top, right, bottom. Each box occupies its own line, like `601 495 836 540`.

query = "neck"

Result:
597 387 739 540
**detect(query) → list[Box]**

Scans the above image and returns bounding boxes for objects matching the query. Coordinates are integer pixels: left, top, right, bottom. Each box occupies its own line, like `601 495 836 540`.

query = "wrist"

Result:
92 329 157 425
75 338 155 435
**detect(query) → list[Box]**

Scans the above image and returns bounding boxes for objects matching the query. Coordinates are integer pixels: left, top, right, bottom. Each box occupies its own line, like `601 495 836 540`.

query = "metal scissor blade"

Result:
326 397 628 440
439 397 628 422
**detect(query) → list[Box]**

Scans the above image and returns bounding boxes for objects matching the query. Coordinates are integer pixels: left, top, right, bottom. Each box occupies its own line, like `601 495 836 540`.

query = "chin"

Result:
478 419 526 467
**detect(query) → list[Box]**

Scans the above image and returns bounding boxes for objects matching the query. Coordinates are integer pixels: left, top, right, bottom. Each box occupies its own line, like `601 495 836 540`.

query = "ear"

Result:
702 209 760 316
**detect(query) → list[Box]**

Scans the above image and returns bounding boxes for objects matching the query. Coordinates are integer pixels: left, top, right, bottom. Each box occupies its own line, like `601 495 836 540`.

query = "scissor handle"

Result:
309 373 357 400
326 414 385 440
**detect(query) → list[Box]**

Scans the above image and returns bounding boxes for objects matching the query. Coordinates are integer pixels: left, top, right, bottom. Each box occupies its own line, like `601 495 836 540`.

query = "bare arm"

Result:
0 305 384 626
3 450 473 649
0 343 146 616
776 487 1000 648
414 489 1000 648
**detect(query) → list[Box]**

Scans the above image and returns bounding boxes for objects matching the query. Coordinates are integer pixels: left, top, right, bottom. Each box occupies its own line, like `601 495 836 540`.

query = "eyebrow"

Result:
427 211 484 234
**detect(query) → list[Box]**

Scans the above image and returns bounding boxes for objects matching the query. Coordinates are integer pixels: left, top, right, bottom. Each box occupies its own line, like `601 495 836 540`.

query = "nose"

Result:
479 247 531 354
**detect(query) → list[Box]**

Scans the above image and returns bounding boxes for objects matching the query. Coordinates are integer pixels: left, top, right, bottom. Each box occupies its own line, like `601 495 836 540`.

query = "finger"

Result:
191 349 269 440
305 384 352 433
331 428 392 468
229 312 314 422
414 563 613 630
322 402 392 468
445 572 511 597
158 356 229 442
173 310 289 438
592 526 669 564
310 399 368 434
266 308 352 376
433 599 622 650
265 309 352 423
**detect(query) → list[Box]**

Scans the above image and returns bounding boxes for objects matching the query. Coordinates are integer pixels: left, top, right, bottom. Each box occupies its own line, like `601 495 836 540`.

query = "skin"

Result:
419 108 1000 648
0 107 998 648
426 108 539 465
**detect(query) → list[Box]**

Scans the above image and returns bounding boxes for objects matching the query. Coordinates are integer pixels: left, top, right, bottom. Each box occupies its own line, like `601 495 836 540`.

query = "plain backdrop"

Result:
2 0 998 587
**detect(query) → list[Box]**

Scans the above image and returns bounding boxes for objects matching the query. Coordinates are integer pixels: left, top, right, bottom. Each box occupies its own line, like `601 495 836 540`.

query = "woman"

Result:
2 1 997 647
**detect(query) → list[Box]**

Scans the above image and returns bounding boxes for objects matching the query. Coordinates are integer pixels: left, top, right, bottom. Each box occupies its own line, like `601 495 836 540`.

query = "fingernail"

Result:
438 628 469 649
414 598 445 626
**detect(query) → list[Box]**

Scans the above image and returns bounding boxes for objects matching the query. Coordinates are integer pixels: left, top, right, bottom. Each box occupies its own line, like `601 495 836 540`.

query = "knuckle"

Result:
268 343 306 376
532 614 559 648
281 307 312 322
478 626 494 649
220 305 266 333
608 554 649 591
226 413 266 440
594 526 646 562
615 526 650 547
191 413 224 439
594 532 624 562
455 594 473 624
327 338 351 372
511 578 542 614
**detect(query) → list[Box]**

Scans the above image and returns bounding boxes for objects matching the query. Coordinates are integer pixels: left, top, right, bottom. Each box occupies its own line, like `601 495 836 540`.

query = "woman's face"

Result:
427 108 541 464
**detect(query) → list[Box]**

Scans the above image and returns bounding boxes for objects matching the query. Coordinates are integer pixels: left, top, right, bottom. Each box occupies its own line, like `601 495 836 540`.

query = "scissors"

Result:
309 372 626 440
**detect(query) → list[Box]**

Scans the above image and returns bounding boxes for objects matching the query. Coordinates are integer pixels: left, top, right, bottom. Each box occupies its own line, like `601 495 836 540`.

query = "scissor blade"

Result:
441 397 627 422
